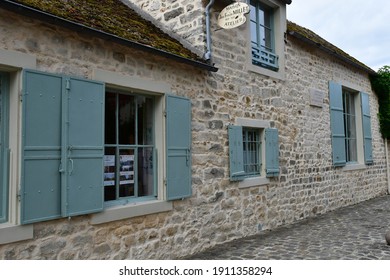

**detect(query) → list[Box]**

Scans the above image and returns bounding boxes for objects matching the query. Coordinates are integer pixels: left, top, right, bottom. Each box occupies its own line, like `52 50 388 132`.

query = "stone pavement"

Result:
185 195 390 260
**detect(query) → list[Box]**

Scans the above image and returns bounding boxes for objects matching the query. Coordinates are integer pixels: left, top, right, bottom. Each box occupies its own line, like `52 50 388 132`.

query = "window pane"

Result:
243 128 261 176
119 149 135 198
138 147 154 197
250 21 258 45
104 93 116 144
137 96 154 145
263 8 272 29
250 1 256 22
264 27 272 50
104 147 116 201
119 95 136 145
347 139 357 162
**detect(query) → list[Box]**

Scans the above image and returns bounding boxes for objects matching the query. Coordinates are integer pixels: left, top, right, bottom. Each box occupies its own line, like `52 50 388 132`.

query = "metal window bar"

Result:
243 128 261 177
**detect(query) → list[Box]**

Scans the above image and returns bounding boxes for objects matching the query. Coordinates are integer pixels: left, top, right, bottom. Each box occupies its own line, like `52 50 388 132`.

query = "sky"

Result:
287 0 390 71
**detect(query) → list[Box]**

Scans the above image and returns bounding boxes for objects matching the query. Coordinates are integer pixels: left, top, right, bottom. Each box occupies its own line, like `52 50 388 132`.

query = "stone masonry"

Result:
0 1 388 260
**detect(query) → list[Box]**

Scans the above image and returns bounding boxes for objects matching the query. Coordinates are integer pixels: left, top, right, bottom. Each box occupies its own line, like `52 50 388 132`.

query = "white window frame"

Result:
245 0 287 80
0 49 35 244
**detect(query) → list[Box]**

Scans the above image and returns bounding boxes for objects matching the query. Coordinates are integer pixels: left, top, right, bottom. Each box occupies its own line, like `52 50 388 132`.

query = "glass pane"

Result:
137 96 154 145
264 27 272 50
250 21 258 45
263 8 272 29
119 94 136 145
119 149 135 198
104 147 116 201
104 93 116 145
138 147 154 197
348 139 357 162
250 1 256 21
259 26 266 48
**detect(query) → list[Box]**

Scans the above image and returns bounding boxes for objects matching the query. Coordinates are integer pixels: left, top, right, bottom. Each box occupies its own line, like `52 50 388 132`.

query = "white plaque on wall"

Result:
310 89 324 108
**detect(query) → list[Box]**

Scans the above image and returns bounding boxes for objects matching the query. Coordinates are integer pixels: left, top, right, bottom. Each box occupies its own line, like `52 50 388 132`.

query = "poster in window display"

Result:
103 155 115 186
120 155 134 185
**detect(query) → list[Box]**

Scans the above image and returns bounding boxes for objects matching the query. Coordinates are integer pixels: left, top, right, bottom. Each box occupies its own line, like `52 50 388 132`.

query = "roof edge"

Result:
287 21 377 76
0 0 218 72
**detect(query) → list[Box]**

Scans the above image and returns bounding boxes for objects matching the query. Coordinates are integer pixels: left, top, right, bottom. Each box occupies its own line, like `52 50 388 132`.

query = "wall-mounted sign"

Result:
217 2 250 29
310 89 324 108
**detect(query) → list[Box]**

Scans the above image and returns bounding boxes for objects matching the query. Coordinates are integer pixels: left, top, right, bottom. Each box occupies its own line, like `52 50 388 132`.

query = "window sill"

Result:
0 223 34 245
247 63 285 81
342 163 367 171
90 200 173 225
239 176 270 189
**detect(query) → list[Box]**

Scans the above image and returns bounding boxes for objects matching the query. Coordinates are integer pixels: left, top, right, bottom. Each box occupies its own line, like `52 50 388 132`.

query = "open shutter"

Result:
228 125 245 181
360 92 373 164
21 70 63 224
0 73 9 223
329 81 346 166
65 77 104 216
265 128 279 177
166 95 192 200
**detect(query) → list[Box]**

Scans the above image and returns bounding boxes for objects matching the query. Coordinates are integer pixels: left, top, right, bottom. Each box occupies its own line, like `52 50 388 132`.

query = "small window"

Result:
104 91 156 203
250 0 278 70
229 124 279 181
242 127 262 177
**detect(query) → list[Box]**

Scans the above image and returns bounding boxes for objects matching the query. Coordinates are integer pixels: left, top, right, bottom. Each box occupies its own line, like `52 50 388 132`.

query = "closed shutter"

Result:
21 70 63 224
360 92 373 164
21 70 104 224
166 95 192 200
329 81 346 166
65 77 104 216
228 125 245 181
265 128 279 177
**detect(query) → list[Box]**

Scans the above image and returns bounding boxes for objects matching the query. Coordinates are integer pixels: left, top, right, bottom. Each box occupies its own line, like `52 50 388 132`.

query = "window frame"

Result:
329 80 372 169
103 90 157 206
231 118 276 188
246 0 287 80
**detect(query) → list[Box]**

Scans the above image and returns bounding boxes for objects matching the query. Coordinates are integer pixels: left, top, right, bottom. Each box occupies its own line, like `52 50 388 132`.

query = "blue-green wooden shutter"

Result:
166 95 192 200
65 77 104 216
0 73 10 223
21 70 63 224
228 125 245 181
265 128 279 177
329 81 346 166
360 92 373 164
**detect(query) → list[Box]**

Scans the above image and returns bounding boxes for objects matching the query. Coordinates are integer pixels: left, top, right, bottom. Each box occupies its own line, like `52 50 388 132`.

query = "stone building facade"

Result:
0 0 388 259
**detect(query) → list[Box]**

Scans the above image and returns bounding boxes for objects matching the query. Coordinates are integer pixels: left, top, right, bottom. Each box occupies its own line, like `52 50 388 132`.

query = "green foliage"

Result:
371 66 390 138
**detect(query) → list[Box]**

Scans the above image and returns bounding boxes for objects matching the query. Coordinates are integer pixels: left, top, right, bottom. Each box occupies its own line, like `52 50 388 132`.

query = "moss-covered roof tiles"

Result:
4 0 211 68
287 21 376 75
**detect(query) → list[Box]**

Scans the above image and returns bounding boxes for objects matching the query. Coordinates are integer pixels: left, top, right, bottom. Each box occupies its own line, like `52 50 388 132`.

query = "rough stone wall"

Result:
127 0 206 51
0 5 388 260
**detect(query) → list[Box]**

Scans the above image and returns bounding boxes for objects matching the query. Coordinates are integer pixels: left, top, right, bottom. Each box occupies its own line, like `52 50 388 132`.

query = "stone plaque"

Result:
310 89 324 108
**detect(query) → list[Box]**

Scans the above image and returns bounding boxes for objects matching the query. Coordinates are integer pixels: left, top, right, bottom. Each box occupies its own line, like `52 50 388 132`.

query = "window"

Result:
342 89 358 163
250 0 278 70
329 81 373 167
242 128 262 177
0 72 9 223
229 120 279 182
104 92 156 204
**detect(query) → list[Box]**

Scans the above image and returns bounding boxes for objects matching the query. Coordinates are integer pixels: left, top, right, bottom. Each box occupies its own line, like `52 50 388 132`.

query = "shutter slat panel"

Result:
329 81 346 166
228 125 245 180
361 92 373 164
166 95 192 200
265 128 279 177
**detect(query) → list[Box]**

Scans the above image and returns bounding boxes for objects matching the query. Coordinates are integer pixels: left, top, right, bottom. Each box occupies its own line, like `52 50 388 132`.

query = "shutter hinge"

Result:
164 178 167 186
164 111 167 118
17 189 22 201
65 79 71 90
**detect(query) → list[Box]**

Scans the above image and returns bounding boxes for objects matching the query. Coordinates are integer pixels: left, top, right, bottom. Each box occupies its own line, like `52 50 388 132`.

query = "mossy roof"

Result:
5 0 207 66
287 21 376 75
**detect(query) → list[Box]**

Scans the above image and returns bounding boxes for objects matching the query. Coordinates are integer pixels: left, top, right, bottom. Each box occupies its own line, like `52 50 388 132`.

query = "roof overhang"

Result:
0 0 218 72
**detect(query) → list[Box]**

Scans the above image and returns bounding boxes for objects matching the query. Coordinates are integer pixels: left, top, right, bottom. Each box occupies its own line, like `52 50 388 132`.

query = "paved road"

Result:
185 195 390 260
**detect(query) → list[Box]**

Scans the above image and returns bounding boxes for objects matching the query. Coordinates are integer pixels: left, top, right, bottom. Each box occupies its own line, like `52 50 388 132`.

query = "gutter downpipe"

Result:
386 139 390 194
204 0 215 62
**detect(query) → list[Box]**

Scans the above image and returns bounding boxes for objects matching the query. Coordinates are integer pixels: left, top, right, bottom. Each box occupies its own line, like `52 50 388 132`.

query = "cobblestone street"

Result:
185 195 390 260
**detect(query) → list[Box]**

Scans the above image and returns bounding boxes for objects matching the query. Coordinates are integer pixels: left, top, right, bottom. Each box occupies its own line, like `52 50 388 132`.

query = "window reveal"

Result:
104 92 155 202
